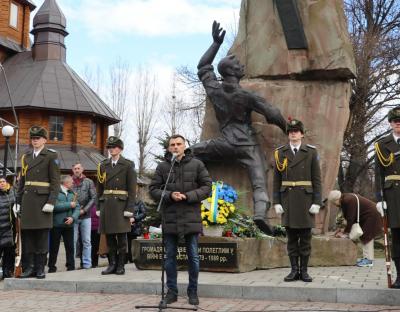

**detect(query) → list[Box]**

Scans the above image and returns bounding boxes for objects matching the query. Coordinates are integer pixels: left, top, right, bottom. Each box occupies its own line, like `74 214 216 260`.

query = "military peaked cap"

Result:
388 106 400 122
106 136 124 149
286 118 304 134
29 125 48 139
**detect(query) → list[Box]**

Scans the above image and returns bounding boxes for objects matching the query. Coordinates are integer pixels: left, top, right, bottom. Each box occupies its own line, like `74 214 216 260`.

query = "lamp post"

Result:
2 125 14 177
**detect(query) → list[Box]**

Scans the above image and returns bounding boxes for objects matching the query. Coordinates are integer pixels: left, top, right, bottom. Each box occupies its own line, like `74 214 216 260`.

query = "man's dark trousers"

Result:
164 233 199 294
48 227 75 271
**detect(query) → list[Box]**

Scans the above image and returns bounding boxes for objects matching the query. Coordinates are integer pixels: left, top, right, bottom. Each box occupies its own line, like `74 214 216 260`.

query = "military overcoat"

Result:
273 143 322 228
97 156 137 234
17 148 60 229
374 134 400 228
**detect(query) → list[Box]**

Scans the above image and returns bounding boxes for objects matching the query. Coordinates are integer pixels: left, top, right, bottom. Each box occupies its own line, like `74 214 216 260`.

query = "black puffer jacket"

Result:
0 187 15 248
149 150 212 235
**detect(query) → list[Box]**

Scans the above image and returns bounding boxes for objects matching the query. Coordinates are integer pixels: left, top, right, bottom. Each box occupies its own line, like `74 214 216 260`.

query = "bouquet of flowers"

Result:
201 182 238 227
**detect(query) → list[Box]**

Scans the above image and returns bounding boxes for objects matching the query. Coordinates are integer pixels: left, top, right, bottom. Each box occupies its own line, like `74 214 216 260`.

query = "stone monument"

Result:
200 0 356 233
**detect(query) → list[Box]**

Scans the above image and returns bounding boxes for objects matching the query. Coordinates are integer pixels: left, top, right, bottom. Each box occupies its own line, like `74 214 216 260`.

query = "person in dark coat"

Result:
71 163 96 269
96 136 136 275
149 134 212 306
126 199 146 263
48 175 80 273
328 190 382 267
90 204 100 268
0 177 15 279
16 126 60 279
374 106 400 288
273 119 322 283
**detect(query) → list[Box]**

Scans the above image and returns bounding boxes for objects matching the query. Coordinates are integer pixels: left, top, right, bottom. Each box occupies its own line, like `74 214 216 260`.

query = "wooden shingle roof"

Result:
0 52 119 124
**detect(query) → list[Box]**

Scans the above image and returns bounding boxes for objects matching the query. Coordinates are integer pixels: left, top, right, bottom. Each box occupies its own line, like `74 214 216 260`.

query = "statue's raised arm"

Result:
198 21 226 69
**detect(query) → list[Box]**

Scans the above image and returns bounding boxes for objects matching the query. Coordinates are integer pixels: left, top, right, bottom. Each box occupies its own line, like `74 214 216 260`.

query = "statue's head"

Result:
217 54 245 79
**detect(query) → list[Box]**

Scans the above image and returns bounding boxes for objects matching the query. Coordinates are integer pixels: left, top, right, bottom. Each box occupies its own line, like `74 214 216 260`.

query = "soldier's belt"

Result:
281 181 312 187
25 181 50 187
103 190 128 195
385 175 400 181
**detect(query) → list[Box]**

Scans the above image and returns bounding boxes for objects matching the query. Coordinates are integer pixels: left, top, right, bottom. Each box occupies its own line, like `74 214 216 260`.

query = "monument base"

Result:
133 236 357 273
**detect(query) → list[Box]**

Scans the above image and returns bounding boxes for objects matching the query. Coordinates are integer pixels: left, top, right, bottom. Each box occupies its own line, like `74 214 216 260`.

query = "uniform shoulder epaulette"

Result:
306 144 316 149
275 145 285 151
48 148 57 153
376 136 388 144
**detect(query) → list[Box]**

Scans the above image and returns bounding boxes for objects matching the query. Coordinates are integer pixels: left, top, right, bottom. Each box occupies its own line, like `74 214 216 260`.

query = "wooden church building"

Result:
0 0 119 175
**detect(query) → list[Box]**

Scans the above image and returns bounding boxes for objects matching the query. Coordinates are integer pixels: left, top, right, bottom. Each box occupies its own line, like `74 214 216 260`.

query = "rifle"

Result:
14 215 22 277
380 170 392 288
13 174 22 277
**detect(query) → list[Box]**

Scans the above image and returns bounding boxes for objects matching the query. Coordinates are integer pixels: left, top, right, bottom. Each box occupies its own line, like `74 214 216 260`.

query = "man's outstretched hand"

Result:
212 20 226 44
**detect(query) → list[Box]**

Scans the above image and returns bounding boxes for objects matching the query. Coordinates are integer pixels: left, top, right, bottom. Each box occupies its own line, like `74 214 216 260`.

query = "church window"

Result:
91 120 97 144
49 116 64 141
9 3 18 29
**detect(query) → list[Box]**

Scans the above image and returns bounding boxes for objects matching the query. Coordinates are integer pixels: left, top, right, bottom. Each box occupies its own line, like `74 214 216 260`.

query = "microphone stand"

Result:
135 155 197 311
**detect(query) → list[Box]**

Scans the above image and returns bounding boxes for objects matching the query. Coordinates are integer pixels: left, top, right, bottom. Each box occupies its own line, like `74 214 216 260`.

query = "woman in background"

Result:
0 177 15 279
328 190 382 267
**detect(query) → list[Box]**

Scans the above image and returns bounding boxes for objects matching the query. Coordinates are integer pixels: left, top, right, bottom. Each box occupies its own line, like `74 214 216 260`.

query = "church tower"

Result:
0 0 119 175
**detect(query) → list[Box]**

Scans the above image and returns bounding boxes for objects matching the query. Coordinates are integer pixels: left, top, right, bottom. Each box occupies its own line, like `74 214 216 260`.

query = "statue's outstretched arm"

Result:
253 94 287 133
198 21 226 69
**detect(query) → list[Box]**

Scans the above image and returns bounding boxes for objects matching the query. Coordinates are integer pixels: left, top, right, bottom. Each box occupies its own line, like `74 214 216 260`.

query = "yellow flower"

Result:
202 221 209 227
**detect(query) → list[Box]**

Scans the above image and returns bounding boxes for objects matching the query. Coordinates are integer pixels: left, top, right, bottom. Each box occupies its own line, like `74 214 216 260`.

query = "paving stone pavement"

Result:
3 244 400 308
0 289 398 312
3 258 400 307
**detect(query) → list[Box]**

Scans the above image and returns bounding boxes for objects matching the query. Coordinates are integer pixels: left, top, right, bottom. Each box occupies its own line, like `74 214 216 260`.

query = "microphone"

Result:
171 153 178 161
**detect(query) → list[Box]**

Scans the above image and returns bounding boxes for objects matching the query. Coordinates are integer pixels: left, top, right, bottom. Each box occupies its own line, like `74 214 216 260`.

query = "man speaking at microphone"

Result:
150 134 212 306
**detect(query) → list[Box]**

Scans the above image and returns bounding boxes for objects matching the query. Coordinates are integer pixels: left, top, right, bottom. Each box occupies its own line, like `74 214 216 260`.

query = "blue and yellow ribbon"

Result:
210 181 223 223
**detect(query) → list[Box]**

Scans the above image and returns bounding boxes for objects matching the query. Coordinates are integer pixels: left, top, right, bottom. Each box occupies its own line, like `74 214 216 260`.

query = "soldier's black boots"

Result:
36 254 46 279
20 253 35 278
116 252 125 275
392 258 400 289
102 253 117 275
300 256 312 282
284 256 300 282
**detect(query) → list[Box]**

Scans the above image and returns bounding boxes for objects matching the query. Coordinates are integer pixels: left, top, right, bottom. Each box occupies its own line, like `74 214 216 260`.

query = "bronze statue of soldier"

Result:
191 21 287 234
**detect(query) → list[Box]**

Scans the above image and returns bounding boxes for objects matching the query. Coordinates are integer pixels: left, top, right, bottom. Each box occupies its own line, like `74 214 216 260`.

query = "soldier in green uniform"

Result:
375 106 400 288
273 119 322 282
16 126 60 279
96 136 136 275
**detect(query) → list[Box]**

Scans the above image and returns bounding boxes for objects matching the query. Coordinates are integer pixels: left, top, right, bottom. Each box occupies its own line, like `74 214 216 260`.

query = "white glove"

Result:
376 201 386 217
309 204 320 214
12 204 20 217
274 204 284 215
123 211 133 218
42 203 54 213
95 211 100 217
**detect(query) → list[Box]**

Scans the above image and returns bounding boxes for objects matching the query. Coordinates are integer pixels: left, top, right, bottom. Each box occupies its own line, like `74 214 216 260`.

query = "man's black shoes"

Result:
165 290 178 304
188 290 199 305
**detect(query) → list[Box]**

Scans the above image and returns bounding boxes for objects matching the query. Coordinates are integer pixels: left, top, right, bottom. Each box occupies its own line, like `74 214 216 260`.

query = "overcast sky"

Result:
29 0 241 164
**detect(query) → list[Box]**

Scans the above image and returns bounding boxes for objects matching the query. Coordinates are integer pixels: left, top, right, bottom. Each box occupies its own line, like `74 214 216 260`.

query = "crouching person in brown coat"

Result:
328 190 382 267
